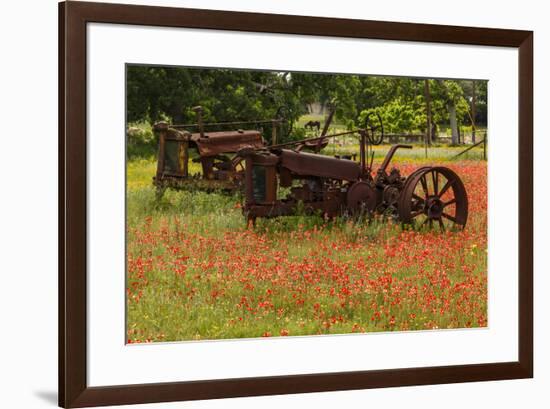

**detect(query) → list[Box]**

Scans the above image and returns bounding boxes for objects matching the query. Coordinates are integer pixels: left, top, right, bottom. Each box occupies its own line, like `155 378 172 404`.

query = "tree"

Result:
429 80 470 144
127 66 486 146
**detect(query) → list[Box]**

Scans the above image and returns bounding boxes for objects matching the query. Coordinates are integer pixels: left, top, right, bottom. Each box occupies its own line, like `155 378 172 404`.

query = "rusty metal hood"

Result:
280 149 360 181
193 130 264 156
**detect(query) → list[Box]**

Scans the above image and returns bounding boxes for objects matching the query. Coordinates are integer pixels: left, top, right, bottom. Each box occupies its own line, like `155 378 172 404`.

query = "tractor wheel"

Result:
398 167 468 230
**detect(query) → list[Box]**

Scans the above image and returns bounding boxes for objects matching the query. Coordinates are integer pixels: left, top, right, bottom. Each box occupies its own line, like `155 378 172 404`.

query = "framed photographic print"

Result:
59 1 533 407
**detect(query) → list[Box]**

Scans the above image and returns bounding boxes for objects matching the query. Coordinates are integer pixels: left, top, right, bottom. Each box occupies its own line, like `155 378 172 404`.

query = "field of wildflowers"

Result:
126 148 487 343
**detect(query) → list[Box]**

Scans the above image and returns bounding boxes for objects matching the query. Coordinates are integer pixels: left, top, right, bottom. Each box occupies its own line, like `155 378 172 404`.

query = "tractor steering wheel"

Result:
364 112 384 145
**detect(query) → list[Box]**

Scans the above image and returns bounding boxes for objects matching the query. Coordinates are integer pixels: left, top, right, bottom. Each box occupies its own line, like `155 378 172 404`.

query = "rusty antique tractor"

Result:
240 130 468 230
152 105 340 194
153 106 280 193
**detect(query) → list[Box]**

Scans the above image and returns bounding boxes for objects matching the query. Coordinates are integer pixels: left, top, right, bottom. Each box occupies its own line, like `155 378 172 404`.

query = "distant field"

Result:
325 141 486 162
296 113 347 135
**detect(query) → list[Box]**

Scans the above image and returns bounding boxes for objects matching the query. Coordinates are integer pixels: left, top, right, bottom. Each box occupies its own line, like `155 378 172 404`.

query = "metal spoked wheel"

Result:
398 167 468 230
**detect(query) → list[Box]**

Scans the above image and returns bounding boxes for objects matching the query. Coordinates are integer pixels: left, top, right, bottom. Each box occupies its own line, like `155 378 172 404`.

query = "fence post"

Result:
271 120 278 145
424 79 431 159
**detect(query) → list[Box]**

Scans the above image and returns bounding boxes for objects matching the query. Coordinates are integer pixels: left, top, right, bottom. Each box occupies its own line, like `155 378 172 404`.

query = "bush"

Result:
127 122 157 158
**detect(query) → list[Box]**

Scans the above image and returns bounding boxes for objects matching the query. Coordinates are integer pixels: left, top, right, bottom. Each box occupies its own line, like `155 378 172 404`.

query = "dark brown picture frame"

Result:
59 1 533 407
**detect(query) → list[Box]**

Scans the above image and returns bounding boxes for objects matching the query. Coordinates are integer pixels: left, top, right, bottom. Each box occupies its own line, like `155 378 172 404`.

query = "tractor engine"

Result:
243 149 363 221
241 142 468 231
375 167 406 214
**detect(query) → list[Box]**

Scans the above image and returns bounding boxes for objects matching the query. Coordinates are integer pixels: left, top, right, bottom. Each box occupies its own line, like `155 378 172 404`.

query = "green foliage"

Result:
127 65 487 156
356 78 480 136
290 127 307 141
126 121 156 158
127 66 305 129
359 97 426 134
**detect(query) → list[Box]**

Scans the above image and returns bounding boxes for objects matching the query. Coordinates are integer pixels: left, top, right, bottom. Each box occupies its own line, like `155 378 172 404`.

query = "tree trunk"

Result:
424 80 432 146
448 102 459 145
431 122 438 143
471 80 476 144
169 102 185 124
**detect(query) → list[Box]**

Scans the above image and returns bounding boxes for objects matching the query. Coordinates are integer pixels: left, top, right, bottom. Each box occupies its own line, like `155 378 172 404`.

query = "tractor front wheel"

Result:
398 167 468 230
